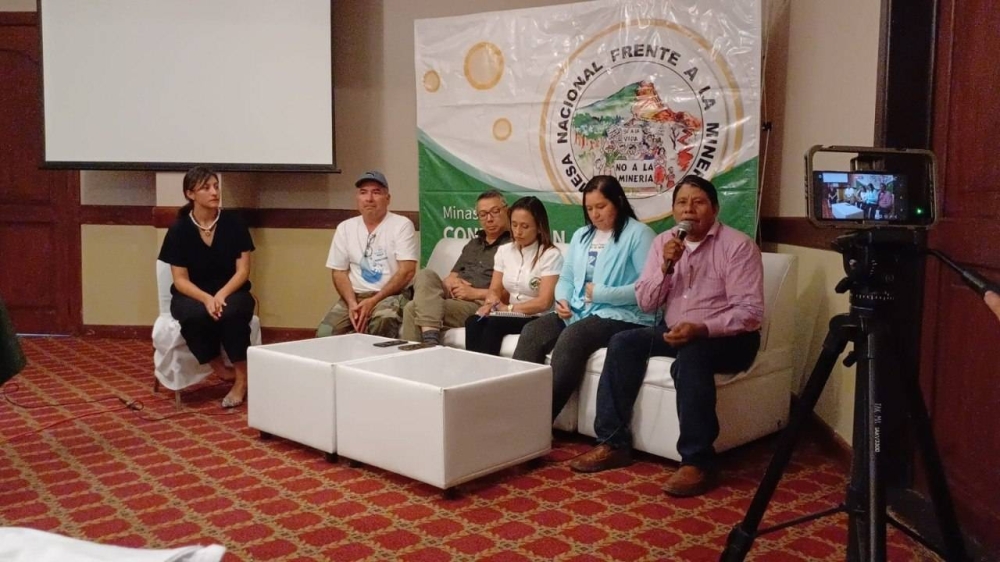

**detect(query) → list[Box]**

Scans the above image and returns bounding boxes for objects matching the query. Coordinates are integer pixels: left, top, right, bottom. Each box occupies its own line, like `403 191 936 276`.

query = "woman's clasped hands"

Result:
204 293 227 320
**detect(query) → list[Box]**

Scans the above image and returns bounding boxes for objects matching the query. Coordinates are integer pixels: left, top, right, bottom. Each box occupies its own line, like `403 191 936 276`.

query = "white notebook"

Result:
487 310 532 318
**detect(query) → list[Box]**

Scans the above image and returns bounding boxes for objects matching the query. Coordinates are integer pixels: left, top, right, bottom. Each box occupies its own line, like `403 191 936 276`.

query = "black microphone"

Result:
664 220 694 275
928 249 1000 297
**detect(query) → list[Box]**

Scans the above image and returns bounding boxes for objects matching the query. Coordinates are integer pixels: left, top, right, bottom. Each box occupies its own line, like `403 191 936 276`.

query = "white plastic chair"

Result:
152 260 261 407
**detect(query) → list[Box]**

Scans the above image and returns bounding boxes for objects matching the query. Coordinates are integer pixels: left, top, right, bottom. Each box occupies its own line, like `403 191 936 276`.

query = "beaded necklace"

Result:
190 209 221 234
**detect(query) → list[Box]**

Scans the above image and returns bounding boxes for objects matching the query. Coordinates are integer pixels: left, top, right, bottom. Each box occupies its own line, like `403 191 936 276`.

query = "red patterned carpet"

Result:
0 337 941 561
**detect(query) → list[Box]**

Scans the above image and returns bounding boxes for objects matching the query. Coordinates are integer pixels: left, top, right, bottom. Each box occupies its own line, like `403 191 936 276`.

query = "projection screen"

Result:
39 0 335 171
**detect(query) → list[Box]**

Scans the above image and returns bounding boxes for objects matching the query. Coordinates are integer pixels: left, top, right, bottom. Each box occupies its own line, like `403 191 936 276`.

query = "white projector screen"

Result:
40 0 335 172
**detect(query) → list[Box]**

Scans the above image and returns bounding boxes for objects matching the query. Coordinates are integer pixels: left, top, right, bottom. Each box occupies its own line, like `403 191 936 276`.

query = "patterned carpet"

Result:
0 337 941 561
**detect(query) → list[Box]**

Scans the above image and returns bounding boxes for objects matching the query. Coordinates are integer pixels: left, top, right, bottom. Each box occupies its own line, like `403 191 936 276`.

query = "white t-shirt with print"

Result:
494 241 563 306
584 229 612 285
326 212 418 293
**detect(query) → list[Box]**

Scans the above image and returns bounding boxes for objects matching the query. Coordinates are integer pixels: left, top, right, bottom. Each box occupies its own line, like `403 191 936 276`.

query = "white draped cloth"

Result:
153 260 260 391
0 528 225 562
153 260 213 391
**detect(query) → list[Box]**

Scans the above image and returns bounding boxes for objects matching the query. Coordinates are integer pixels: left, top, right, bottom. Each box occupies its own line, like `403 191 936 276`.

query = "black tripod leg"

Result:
846 347 868 561
846 319 887 562
900 368 969 561
720 315 853 562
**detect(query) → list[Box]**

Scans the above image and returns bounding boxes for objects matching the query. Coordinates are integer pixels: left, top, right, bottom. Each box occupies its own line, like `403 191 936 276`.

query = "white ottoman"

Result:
831 202 864 219
335 346 552 490
247 334 406 461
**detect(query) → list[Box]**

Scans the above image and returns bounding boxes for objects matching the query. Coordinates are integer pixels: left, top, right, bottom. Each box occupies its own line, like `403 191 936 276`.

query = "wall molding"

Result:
78 206 822 250
78 205 420 230
81 325 152 339
150 207 420 230
80 205 153 226
760 217 839 251
260 328 316 344
81 324 316 345
0 13 36 26
77 207 825 252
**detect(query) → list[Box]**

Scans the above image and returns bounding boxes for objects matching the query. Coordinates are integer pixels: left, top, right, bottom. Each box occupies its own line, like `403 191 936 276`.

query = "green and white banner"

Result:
415 0 761 262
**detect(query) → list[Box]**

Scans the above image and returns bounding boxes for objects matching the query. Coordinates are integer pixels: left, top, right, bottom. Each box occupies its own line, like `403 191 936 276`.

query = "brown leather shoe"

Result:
662 465 717 497
569 444 633 473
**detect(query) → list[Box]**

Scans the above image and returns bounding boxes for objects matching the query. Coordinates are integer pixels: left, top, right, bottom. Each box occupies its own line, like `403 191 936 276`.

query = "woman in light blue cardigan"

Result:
513 176 655 421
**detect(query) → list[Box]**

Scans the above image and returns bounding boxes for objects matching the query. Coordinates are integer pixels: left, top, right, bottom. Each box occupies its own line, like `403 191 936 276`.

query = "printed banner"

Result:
415 0 761 262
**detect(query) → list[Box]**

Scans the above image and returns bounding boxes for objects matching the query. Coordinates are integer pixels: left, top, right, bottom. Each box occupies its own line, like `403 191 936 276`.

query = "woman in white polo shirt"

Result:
464 196 563 356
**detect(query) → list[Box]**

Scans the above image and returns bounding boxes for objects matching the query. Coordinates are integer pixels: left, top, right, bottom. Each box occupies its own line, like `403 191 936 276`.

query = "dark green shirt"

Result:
451 230 511 288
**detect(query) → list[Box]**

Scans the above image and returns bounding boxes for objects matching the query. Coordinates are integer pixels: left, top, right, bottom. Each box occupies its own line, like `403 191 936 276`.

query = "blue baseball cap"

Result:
355 170 388 190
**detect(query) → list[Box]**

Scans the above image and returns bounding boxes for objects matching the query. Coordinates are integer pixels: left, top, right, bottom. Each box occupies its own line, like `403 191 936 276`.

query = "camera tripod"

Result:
720 231 969 562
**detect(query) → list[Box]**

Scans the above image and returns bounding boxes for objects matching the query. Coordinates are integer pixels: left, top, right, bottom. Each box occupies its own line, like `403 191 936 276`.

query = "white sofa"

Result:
425 237 798 462
153 260 261 403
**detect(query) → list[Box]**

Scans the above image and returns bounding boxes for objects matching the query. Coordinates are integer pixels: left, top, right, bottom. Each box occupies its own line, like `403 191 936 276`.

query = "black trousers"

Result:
463 314 534 356
512 313 644 421
170 290 255 364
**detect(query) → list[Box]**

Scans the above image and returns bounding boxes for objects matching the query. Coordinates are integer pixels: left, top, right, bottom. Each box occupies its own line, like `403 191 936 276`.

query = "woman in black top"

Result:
158 167 255 408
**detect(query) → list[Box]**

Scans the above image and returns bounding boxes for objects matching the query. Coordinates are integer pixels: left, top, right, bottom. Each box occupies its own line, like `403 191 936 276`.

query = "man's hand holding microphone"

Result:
661 220 693 275
659 220 707 346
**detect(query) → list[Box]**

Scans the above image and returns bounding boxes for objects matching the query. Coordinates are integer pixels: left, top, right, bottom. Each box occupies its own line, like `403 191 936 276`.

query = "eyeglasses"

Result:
476 206 506 220
363 233 376 258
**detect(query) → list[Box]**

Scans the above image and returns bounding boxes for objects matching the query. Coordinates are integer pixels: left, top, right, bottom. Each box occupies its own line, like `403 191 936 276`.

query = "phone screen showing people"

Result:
813 171 906 223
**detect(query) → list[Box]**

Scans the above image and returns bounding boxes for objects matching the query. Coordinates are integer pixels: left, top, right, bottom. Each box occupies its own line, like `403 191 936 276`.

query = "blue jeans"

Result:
594 325 760 468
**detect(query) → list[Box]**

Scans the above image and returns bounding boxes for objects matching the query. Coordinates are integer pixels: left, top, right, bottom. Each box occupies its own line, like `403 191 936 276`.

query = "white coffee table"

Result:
831 202 864 219
247 333 407 461
335 346 552 491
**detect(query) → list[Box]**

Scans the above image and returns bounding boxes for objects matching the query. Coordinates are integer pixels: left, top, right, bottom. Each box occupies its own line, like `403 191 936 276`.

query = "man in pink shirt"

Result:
569 175 765 497
876 185 894 219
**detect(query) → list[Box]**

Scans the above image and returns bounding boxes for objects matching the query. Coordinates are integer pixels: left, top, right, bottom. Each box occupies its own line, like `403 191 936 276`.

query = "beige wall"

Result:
764 0 881 218
81 226 335 328
13 0 883 443
81 225 160 325
80 171 155 206
0 0 33 11
249 229 338 328
761 0 881 444
766 243 857 440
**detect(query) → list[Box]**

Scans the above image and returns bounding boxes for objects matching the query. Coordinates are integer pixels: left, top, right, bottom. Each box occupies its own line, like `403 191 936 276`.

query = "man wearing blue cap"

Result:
317 171 418 337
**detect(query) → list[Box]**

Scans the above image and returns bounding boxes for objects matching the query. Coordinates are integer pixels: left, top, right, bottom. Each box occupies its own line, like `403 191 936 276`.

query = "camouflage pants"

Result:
316 291 409 339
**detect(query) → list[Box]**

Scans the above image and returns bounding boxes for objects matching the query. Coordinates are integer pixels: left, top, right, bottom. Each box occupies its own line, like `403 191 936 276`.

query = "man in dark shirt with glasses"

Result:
401 190 511 346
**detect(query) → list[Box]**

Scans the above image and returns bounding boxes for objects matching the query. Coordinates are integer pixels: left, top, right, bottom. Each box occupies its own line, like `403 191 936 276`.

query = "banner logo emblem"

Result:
541 21 744 220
